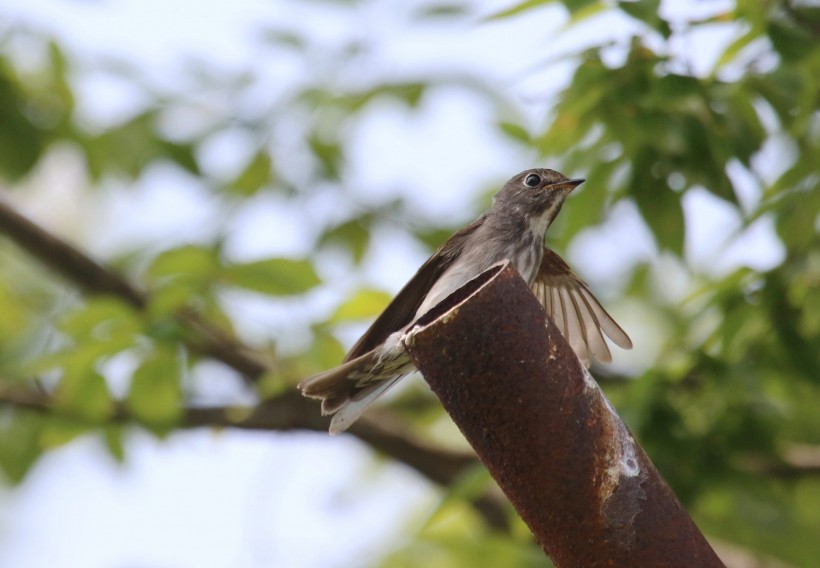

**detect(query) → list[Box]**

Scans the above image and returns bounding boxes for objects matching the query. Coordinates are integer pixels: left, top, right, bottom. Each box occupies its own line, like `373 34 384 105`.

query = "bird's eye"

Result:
524 173 541 188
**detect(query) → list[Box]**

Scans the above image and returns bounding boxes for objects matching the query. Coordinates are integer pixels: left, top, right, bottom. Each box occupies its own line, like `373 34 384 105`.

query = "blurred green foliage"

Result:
0 1 818 566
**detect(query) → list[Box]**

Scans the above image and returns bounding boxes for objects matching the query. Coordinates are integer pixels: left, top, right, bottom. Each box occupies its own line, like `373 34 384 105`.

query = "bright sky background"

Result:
0 1 785 567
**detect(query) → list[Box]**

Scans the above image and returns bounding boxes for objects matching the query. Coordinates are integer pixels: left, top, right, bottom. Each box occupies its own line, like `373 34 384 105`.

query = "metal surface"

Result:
404 261 724 567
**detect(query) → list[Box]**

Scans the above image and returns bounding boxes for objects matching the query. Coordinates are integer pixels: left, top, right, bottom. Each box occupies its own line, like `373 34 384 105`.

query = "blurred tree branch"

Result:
736 445 820 479
4 382 817 482
0 381 510 529
0 196 271 379
0 197 510 530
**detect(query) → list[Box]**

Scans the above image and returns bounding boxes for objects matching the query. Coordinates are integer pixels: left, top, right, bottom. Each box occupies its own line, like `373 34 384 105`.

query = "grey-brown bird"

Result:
299 168 632 433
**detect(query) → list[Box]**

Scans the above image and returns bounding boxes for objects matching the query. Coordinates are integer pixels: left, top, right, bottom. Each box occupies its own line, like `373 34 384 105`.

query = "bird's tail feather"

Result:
298 352 376 402
328 375 405 435
298 350 410 433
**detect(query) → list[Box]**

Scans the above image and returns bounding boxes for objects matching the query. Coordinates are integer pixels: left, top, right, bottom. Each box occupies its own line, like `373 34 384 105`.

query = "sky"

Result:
0 1 785 567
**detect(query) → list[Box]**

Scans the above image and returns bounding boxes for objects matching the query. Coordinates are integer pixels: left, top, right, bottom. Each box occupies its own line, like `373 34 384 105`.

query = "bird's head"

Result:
492 168 585 235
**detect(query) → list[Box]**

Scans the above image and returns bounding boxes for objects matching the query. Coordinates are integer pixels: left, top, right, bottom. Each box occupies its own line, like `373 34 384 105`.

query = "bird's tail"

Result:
298 351 410 434
327 375 405 434
298 352 375 413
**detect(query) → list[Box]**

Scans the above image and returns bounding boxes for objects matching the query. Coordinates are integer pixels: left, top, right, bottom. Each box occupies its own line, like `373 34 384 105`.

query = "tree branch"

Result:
0 198 147 307
0 197 271 380
0 384 472 479
0 382 509 529
736 445 820 479
0 198 514 528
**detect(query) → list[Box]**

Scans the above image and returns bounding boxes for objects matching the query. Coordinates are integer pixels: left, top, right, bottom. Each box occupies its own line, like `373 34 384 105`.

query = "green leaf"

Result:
485 0 555 20
45 41 75 121
415 226 458 251
148 282 201 317
81 112 156 179
80 111 200 179
630 153 685 255
145 246 220 315
562 0 607 26
497 121 530 144
256 370 291 400
305 325 346 370
563 0 601 14
55 369 113 422
308 134 343 179
39 416 90 449
231 151 273 195
159 140 201 175
0 413 44 483
331 288 392 321
768 20 814 62
712 28 759 73
0 70 46 180
222 257 320 296
774 184 820 254
0 280 29 343
127 346 182 426
618 0 671 38
59 298 142 347
389 82 426 107
146 245 220 283
103 424 126 462
420 465 496 532
487 0 599 20
319 218 371 263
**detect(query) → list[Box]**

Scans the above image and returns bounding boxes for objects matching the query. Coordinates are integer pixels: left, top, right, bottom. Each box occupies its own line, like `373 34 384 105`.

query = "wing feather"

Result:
531 248 632 367
344 217 483 361
573 285 613 363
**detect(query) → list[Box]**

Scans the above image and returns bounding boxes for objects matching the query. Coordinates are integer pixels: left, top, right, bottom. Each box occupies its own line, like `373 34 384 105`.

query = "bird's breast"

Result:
414 228 543 319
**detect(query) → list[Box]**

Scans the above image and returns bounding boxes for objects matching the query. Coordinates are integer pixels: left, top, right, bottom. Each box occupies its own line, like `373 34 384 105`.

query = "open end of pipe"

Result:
413 260 510 329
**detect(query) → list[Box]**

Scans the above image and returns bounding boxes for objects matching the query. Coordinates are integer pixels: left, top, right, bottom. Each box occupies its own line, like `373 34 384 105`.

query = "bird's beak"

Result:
549 178 585 193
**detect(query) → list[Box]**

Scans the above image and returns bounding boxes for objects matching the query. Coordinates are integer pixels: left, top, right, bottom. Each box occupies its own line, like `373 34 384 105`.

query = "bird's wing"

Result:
530 247 632 367
344 217 483 361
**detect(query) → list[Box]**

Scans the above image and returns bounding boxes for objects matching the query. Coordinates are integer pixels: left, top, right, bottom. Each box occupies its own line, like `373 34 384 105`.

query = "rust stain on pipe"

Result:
404 261 724 567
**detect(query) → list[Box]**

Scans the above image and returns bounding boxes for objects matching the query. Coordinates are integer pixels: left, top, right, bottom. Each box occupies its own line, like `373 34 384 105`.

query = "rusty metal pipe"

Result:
404 261 724 567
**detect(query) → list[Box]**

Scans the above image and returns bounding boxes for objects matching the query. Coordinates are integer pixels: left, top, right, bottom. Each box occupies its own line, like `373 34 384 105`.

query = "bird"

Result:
299 168 632 434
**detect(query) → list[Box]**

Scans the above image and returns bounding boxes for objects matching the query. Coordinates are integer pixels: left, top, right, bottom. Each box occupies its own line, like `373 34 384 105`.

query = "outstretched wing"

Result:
343 217 484 361
530 247 632 367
